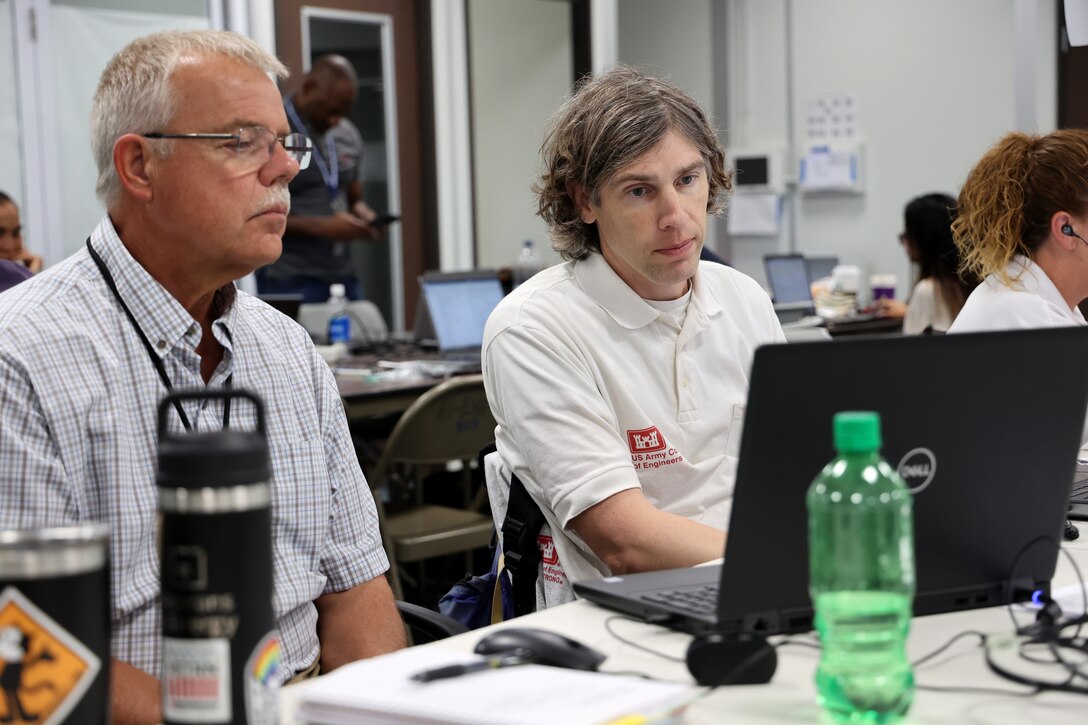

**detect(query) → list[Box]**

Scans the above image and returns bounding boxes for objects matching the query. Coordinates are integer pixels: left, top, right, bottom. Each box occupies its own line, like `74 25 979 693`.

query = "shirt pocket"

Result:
724 403 746 462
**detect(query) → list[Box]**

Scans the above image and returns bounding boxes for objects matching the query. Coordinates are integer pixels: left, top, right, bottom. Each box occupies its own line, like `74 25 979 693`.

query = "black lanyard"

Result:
86 239 232 431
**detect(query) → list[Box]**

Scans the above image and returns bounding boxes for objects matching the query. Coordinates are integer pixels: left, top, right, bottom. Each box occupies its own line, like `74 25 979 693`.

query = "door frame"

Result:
276 0 426 331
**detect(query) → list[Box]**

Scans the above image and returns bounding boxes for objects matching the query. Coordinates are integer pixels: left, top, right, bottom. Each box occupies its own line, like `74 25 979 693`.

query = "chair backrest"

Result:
298 300 389 342
395 600 469 644
371 375 497 487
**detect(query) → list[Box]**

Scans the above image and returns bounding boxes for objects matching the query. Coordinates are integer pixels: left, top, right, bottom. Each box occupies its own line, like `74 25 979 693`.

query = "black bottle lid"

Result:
156 389 270 489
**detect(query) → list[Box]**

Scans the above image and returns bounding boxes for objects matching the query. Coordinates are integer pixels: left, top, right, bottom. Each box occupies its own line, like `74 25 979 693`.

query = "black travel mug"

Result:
157 389 279 725
0 524 111 723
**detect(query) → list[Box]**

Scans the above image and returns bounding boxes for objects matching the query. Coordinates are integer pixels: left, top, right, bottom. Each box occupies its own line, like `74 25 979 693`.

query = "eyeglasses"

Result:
142 126 312 170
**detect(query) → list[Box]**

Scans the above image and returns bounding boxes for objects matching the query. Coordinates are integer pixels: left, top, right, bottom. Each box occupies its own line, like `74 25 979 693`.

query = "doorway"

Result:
277 0 427 332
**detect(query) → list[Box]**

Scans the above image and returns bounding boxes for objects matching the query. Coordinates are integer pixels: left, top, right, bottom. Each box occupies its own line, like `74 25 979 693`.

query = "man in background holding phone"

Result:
257 54 385 302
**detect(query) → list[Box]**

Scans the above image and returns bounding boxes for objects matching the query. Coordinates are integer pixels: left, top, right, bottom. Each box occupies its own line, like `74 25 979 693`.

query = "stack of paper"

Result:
295 646 693 725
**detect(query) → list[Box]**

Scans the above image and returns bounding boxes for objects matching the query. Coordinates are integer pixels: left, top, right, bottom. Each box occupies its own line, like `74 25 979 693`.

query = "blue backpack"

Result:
439 445 546 628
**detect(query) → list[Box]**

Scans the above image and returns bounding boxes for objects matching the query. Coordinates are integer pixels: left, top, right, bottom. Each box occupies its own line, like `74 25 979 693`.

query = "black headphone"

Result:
1061 223 1088 247
685 632 777 686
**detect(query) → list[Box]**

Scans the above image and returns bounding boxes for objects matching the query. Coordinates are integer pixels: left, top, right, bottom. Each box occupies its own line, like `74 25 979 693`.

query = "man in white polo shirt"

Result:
482 66 784 605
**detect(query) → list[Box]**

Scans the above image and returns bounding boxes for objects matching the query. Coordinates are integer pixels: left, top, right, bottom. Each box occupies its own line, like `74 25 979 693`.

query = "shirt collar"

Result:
1007 255 1086 324
572 252 719 328
90 216 237 358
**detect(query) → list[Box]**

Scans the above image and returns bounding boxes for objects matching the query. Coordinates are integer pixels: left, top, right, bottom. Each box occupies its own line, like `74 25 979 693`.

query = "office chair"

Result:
396 600 469 645
370 374 498 600
298 299 389 345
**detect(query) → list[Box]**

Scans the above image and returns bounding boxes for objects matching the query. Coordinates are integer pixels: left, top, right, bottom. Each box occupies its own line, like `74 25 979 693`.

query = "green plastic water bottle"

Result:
807 411 916 723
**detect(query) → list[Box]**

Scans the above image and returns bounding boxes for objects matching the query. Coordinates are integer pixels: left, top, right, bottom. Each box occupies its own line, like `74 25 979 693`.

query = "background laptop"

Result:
575 327 1088 635
258 293 303 321
805 255 839 283
763 254 814 313
416 270 505 367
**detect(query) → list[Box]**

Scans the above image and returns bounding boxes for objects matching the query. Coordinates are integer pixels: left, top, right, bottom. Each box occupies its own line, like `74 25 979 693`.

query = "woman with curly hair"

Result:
948 130 1088 332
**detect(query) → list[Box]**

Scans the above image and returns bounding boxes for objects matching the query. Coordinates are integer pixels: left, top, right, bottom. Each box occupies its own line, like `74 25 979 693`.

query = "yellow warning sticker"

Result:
0 586 102 725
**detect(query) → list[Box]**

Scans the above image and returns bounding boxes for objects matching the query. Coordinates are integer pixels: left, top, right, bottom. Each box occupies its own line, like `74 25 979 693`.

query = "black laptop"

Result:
574 327 1088 635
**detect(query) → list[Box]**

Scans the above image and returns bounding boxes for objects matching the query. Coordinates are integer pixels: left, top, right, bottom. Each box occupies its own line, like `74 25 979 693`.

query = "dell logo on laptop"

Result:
897 448 937 494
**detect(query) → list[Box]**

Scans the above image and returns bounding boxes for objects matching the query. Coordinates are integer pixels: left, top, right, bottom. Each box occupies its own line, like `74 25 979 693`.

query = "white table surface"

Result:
281 523 1088 724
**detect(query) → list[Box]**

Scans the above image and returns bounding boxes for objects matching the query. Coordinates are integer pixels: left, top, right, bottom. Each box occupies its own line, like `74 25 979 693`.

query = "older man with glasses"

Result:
0 29 404 724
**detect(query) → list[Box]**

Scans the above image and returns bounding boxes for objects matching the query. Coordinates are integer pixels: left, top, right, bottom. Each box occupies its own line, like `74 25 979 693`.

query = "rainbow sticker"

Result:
249 633 281 685
245 631 281 725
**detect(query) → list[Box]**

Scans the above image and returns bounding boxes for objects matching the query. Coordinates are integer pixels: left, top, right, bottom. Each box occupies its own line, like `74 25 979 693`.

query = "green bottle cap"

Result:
832 411 882 453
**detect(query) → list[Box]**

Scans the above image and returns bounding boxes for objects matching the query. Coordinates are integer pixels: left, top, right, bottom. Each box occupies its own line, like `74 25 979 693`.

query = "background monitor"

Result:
805 256 839 283
764 255 813 306
418 271 505 351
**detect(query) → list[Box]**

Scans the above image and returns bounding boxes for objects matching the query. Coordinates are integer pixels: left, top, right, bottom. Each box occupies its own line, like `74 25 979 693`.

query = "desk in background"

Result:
282 523 1088 724
335 344 475 419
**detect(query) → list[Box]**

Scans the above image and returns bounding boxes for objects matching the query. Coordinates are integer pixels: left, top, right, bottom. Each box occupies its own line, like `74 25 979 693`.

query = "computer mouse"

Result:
473 627 607 671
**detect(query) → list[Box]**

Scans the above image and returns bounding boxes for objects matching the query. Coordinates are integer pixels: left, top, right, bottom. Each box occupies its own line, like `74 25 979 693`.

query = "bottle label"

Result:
244 631 281 725
162 637 232 722
328 315 351 343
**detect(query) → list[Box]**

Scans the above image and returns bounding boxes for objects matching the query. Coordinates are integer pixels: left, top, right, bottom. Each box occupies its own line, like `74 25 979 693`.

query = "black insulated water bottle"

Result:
157 389 279 725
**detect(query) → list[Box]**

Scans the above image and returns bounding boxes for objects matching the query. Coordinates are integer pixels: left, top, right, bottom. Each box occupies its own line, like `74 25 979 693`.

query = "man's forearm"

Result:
314 575 406 673
111 658 161 725
571 488 726 575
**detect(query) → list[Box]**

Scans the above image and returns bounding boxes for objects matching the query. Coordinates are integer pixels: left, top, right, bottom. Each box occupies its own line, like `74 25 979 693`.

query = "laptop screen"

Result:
805 256 839 282
420 275 505 351
764 255 813 305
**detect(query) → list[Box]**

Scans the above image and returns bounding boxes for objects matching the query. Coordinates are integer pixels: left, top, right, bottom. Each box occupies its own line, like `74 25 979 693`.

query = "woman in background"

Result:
874 193 977 334
947 130 1088 333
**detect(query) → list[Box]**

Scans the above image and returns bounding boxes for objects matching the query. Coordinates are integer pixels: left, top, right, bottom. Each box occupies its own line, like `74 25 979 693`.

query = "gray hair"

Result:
91 29 288 208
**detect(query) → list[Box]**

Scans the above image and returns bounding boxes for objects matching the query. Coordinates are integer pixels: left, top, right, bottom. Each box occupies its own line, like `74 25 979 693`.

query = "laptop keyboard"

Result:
641 583 720 616
1071 476 1088 505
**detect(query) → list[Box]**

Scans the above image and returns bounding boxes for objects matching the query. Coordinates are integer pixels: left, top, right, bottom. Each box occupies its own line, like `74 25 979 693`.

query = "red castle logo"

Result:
536 535 559 566
627 426 666 453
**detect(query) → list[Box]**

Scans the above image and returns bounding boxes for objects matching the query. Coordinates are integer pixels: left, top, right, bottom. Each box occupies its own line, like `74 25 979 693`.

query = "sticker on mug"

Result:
0 586 102 725
244 631 281 725
162 637 232 722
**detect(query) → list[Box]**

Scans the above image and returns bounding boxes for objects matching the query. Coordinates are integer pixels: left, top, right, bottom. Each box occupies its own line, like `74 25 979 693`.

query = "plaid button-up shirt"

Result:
0 216 388 682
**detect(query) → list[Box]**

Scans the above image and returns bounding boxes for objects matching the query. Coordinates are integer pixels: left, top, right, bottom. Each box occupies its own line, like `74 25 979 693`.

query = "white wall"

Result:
617 0 714 112
726 0 1058 297
468 0 572 270
617 0 721 253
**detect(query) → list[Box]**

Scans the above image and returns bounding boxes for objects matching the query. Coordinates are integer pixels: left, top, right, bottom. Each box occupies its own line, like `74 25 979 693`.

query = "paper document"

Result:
1049 583 1088 617
727 192 780 236
295 645 693 725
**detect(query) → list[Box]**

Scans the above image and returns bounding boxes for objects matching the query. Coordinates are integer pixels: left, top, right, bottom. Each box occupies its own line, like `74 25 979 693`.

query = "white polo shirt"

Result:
482 253 784 587
948 255 1086 332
